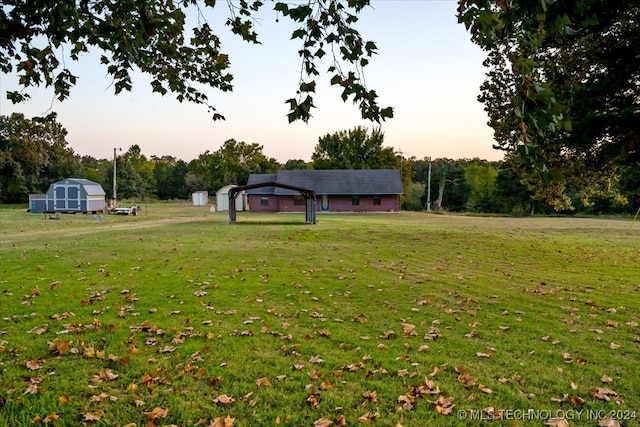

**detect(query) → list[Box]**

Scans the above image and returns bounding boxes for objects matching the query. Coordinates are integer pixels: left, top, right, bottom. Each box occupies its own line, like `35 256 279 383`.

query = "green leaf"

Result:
291 29 306 40
274 2 288 13
330 74 342 86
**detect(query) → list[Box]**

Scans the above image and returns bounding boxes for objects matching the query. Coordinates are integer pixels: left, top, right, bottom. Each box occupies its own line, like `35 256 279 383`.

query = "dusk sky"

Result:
0 1 503 164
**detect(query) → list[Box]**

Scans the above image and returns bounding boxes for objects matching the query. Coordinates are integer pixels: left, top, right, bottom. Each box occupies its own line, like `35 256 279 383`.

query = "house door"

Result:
321 195 329 211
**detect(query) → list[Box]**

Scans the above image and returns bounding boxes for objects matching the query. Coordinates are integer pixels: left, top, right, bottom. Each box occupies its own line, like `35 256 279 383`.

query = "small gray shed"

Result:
29 178 106 213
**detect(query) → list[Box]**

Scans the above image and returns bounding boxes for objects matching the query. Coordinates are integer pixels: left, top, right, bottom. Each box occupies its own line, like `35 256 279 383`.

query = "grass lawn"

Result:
0 203 638 426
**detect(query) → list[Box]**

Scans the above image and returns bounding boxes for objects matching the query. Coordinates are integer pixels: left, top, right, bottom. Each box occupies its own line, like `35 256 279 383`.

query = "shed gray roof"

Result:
246 170 403 195
52 178 106 196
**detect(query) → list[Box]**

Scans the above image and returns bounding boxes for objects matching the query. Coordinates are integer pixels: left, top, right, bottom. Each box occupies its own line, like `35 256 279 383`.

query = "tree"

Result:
458 1 639 208
188 139 280 193
153 156 189 200
422 159 470 212
122 145 156 197
464 160 498 210
0 113 81 203
311 126 397 170
283 159 310 170
1 0 392 123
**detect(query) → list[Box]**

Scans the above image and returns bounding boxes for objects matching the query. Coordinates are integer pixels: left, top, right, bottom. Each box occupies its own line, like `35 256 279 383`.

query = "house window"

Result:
260 196 269 206
352 196 360 206
294 195 305 205
373 195 381 206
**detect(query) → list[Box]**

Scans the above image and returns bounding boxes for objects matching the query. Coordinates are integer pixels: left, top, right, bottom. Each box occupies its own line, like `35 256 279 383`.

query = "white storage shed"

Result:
192 191 208 206
216 185 244 211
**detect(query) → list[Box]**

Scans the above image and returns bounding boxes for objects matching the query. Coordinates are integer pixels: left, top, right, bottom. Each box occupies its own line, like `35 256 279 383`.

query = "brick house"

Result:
245 170 403 213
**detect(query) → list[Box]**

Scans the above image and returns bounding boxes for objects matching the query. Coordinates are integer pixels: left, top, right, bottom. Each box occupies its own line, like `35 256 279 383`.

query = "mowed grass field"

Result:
0 204 638 427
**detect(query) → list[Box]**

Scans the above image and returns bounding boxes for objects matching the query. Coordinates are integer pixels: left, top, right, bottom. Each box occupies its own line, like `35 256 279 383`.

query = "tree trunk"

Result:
434 175 446 212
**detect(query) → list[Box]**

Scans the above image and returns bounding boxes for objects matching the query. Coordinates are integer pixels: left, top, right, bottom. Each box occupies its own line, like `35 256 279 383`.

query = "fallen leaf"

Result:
256 377 271 387
144 407 169 421
401 322 417 337
313 418 333 427
83 409 104 421
43 413 59 423
431 396 455 415
25 360 43 370
593 387 618 401
214 394 235 404
601 375 613 383
478 384 492 394
546 418 569 427
598 415 622 427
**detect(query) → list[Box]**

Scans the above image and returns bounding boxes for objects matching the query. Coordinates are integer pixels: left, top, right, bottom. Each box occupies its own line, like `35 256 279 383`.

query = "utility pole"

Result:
426 157 432 212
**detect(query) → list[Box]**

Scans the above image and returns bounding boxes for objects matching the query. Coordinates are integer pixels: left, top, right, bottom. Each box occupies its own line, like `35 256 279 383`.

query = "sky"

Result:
0 0 503 164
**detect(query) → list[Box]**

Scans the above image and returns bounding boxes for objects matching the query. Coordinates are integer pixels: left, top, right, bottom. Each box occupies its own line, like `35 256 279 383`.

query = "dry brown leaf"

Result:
357 412 379 423
25 360 43 370
214 394 235 404
320 380 332 390
362 390 378 402
571 396 585 406
431 396 455 415
380 330 396 339
397 369 409 377
309 355 324 364
401 322 417 337
256 377 271 387
43 413 59 423
598 416 622 427
145 407 169 421
546 418 569 427
593 387 618 401
306 392 320 408
478 384 492 394
83 409 104 421
601 375 613 383
48 338 72 355
458 374 477 388
314 418 333 427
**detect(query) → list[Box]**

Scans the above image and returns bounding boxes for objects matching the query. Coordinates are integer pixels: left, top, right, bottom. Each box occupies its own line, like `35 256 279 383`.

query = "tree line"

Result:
1 113 638 216
2 1 637 211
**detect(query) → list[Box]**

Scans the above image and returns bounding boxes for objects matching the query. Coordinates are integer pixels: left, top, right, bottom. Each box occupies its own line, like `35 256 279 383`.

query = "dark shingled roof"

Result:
245 170 403 195
245 174 278 194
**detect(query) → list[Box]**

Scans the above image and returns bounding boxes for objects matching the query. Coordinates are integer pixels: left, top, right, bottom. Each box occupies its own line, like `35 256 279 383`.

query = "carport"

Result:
228 182 317 224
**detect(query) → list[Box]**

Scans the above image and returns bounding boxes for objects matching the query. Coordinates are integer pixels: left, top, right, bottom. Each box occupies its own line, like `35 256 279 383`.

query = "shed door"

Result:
54 185 81 211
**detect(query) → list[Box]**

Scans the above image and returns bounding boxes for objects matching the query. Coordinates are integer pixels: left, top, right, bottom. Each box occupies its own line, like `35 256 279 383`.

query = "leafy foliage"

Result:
311 126 397 170
188 139 280 193
458 1 640 208
1 0 392 122
0 113 81 203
